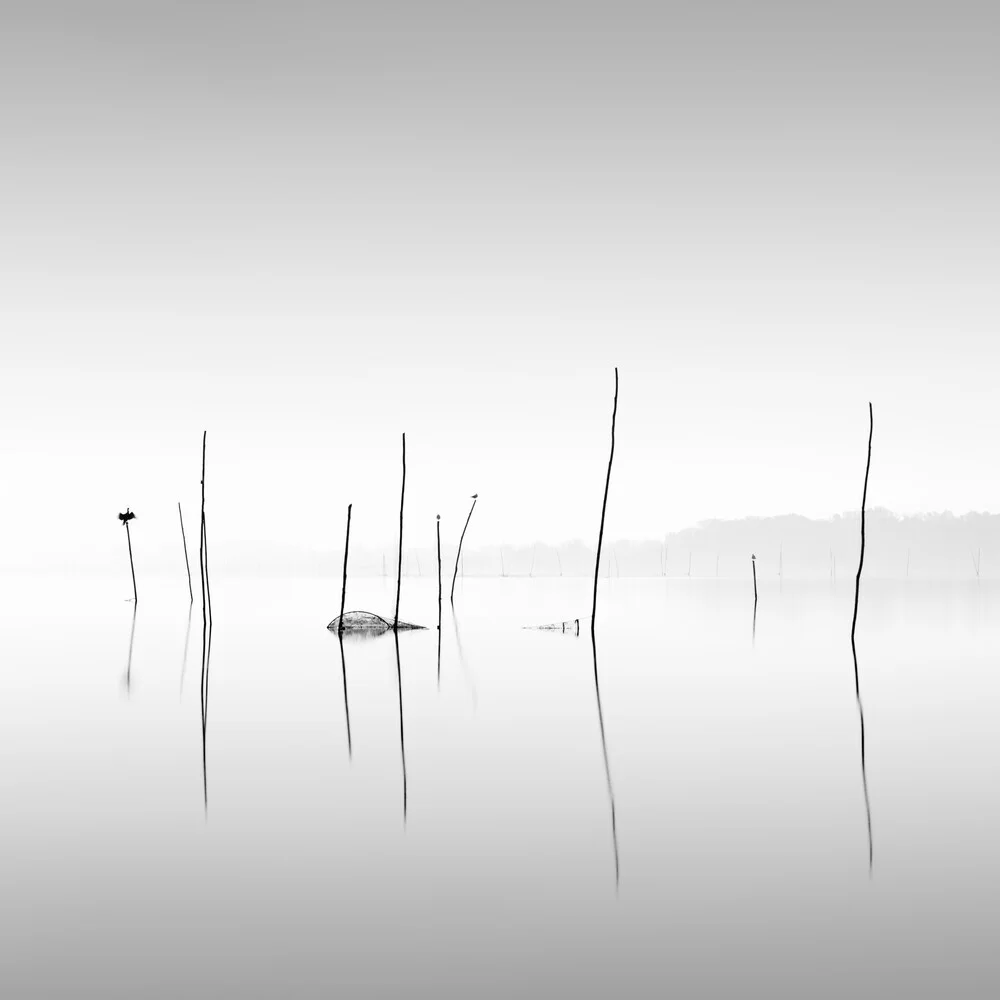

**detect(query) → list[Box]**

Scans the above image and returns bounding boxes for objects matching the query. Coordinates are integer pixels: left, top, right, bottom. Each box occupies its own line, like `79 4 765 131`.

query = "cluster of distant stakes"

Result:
116 377 876 873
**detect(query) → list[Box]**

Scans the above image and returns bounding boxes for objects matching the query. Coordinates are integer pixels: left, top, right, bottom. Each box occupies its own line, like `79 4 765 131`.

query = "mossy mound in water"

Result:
327 611 426 634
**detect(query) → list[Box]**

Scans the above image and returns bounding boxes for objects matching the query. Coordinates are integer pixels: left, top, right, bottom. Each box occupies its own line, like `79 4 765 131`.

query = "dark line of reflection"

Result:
752 598 757 646
394 629 408 824
450 609 478 709
124 607 138 695
437 608 442 691
590 627 620 889
179 604 193 697
338 632 353 759
851 638 874 874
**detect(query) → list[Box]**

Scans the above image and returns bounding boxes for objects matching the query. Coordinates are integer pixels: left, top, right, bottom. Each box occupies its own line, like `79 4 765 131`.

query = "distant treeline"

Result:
200 509 999 579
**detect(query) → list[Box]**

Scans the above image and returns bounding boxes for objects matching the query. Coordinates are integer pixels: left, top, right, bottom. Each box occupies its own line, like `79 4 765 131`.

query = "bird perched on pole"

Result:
118 508 136 524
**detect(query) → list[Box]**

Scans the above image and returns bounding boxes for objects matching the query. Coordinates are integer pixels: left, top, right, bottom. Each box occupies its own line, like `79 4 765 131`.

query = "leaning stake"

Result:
591 368 618 630
118 508 138 605
450 494 479 603
436 515 443 686
339 504 352 634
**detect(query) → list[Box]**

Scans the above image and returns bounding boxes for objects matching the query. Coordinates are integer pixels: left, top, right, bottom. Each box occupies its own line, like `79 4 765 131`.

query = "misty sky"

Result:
1 2 998 568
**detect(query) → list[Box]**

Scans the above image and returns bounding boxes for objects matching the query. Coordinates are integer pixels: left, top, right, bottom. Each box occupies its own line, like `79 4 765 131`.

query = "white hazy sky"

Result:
1 1 998 568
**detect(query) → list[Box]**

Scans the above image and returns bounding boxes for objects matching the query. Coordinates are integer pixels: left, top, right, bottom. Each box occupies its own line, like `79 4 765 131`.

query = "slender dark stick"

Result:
395 434 405 629
198 430 210 814
436 515 442 688
591 368 618 630
339 504 352 634
394 628 408 823
752 553 757 602
124 520 138 605
850 402 874 873
178 502 193 603
587 367 620 888
450 496 478 602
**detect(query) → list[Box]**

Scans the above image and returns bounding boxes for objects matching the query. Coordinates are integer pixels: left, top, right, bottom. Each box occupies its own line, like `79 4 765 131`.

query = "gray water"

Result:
2 573 999 998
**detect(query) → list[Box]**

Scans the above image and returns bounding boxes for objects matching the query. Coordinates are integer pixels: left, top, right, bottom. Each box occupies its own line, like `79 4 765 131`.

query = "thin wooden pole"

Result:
851 405 873 682
588 367 620 888
178 502 193 603
436 515 442 687
752 553 757 603
450 495 478 602
591 368 618 632
850 403 874 873
339 503 352 634
395 434 405 629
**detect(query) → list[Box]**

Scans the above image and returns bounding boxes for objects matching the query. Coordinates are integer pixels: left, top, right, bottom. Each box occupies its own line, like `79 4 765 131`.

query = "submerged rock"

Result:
327 611 426 634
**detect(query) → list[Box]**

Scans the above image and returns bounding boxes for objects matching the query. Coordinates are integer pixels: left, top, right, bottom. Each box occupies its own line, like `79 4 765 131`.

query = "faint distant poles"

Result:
529 544 536 578
500 548 506 577
906 547 910 579
118 508 138 604
556 549 563 577
178 503 193 603
778 543 783 579
450 494 478 603
715 552 720 578
687 552 692 577
972 547 981 580
614 546 620 578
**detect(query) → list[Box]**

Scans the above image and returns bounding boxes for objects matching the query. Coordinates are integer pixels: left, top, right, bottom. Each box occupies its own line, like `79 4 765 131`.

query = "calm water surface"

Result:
2 573 999 997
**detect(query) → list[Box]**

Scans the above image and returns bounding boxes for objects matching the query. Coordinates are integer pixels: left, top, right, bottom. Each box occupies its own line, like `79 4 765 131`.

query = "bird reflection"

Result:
338 633 353 759
590 625 620 889
123 607 138 694
394 629 408 824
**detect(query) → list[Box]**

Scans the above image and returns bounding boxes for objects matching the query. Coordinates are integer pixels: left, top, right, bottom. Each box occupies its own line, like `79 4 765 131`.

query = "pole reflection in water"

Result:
590 626 620 889
179 604 193 697
338 633 352 759
450 608 478 710
394 629 407 824
123 607 138 695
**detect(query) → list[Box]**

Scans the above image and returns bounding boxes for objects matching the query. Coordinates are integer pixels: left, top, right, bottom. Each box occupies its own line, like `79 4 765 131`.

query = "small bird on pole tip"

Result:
118 509 136 524
471 494 478 499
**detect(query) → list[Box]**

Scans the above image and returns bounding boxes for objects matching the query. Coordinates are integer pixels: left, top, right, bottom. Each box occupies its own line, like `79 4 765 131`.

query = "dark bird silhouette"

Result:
118 508 136 524
470 493 478 498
